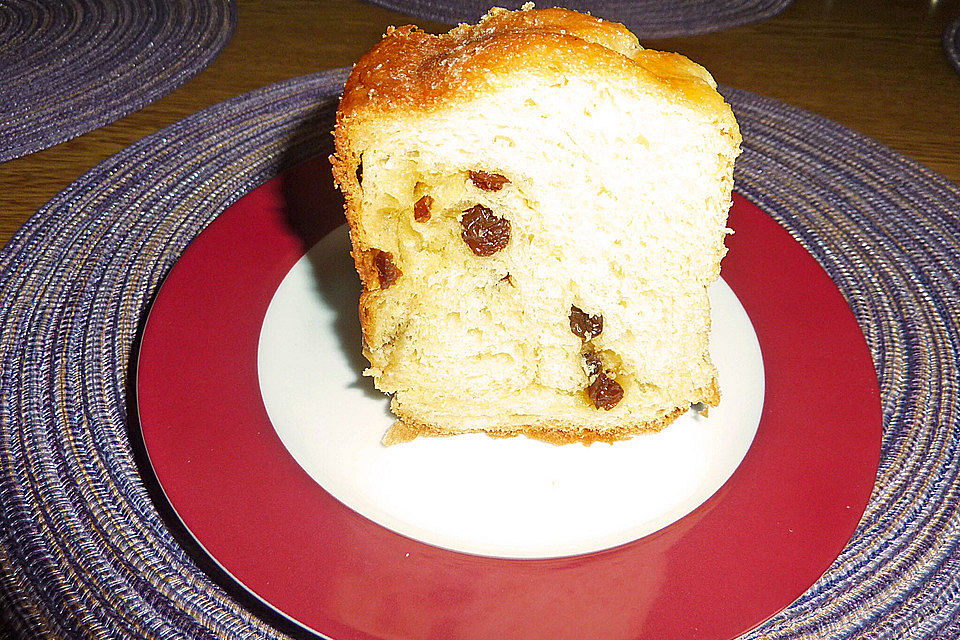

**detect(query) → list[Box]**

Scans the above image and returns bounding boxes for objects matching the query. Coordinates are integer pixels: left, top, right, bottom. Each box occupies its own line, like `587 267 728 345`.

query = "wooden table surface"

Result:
1 0 958 245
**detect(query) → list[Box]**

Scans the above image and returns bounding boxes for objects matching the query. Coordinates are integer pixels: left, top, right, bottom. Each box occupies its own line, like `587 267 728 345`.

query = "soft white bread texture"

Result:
331 6 742 444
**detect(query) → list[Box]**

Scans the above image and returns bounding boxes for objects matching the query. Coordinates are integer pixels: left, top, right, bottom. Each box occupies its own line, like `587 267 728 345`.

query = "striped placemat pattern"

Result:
945 16 960 76
358 0 793 38
0 0 236 163
2 68 960 639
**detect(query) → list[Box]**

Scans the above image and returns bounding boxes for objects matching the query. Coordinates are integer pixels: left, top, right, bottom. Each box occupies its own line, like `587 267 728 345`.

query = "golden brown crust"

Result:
383 379 721 446
333 6 729 135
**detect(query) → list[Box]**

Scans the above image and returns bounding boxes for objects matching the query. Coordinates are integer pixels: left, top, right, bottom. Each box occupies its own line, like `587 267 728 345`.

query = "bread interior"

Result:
349 76 738 437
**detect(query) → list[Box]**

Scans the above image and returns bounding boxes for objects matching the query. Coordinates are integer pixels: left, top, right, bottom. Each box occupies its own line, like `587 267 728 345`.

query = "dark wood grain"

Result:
1 0 958 244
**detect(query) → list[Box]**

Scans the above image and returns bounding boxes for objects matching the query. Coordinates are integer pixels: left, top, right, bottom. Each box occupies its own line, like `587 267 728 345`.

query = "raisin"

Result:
355 155 363 186
414 195 433 222
588 372 624 410
469 170 510 191
373 249 401 289
583 350 603 377
460 204 510 256
569 306 603 341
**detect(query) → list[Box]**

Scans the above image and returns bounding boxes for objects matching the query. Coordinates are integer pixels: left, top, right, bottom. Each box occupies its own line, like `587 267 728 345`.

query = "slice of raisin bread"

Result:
331 5 742 444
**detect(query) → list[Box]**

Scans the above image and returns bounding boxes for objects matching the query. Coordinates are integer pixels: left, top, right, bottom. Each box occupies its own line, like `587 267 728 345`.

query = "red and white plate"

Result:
137 158 882 640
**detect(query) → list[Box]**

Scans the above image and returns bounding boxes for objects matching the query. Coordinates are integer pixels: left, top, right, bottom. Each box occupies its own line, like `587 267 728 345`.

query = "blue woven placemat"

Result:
945 16 960 76
2 68 960 639
0 0 236 163
358 0 793 38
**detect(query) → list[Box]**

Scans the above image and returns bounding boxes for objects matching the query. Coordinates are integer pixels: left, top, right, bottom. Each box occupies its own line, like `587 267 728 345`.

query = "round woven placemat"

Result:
945 16 960 76
2 69 960 639
0 0 236 163
358 0 793 38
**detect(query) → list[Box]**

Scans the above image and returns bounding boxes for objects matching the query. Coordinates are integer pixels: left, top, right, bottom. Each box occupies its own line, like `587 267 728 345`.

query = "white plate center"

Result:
258 225 764 558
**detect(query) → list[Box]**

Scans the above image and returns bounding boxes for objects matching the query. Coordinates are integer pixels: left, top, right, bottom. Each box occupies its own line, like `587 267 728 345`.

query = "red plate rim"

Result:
136 157 882 640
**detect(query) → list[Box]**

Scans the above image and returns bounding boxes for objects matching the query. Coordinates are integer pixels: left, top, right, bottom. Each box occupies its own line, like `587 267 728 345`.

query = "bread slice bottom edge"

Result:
381 378 720 446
